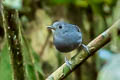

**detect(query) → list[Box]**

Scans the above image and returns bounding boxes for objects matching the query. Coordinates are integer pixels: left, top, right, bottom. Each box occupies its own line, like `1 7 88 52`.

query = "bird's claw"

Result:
81 44 90 54
65 57 72 70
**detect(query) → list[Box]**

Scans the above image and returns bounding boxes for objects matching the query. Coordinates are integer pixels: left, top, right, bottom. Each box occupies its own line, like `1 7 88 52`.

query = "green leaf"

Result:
0 44 12 80
50 0 72 4
74 0 88 7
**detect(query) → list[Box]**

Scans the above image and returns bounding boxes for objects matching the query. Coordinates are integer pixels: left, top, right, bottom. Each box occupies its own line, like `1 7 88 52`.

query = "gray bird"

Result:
48 21 89 69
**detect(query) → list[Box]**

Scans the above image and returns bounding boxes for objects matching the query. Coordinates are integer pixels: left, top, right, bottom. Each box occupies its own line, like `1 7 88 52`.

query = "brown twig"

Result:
39 30 51 56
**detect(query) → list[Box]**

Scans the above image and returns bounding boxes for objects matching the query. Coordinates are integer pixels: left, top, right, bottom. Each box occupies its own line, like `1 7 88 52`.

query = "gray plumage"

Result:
48 21 82 52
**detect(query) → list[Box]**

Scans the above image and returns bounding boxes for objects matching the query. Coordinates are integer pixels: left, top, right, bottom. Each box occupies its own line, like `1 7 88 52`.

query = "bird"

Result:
47 21 89 70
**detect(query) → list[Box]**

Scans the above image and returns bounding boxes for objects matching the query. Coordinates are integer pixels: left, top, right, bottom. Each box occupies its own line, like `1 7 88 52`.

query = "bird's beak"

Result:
47 26 55 30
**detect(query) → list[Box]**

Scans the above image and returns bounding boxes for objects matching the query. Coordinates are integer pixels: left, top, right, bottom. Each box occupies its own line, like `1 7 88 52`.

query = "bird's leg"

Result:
64 57 72 70
81 44 90 54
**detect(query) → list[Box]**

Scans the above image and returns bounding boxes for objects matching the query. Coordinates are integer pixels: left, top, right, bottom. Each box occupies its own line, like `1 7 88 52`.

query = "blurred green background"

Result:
0 0 120 80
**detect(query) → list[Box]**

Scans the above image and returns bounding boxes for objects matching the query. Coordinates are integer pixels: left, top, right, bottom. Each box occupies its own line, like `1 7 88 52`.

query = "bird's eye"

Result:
59 25 62 29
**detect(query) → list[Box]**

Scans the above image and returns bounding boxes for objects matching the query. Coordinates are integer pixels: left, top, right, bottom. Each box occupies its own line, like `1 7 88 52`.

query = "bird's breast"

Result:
53 35 81 52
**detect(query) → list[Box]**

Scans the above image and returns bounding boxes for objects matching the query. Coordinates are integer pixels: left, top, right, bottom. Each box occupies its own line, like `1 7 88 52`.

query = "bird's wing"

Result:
73 25 81 32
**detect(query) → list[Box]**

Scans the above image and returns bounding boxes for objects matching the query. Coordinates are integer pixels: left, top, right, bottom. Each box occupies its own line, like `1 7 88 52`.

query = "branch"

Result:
46 19 120 80
39 30 51 56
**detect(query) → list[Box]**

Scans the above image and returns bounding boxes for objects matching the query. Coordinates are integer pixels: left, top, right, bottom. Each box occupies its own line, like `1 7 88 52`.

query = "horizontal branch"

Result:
46 19 120 80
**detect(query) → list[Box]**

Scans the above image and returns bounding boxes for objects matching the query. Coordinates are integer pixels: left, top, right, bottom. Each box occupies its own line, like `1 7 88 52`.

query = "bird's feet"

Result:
65 57 72 70
81 44 90 54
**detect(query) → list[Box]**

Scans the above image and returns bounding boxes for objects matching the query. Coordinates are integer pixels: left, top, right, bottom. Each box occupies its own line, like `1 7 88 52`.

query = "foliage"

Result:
0 0 120 80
